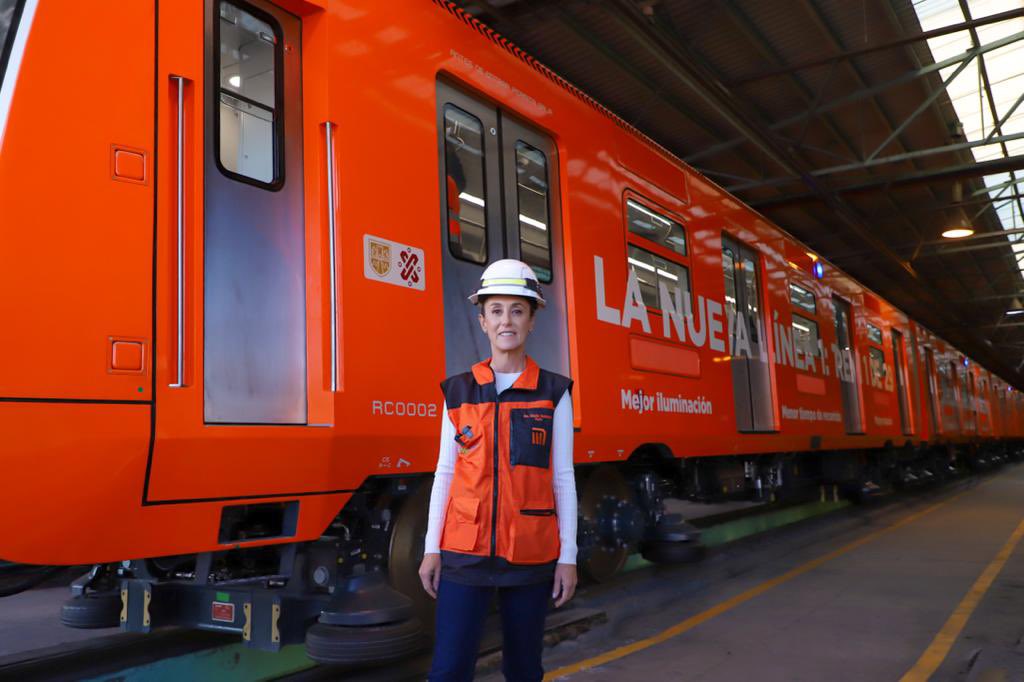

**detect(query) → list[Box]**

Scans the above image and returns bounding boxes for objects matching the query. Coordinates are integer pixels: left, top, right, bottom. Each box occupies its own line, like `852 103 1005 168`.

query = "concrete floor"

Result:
0 581 116 655
0 585 116 658
478 465 1024 681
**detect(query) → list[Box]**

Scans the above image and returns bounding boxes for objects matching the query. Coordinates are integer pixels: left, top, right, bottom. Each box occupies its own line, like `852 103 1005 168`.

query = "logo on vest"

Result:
530 427 547 446
455 425 480 456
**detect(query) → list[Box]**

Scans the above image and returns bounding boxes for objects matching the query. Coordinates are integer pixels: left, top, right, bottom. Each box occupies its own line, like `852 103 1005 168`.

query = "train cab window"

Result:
867 323 883 345
0 0 26 88
515 142 552 282
628 244 690 311
444 105 488 264
626 199 686 255
217 1 281 186
789 283 816 314
791 314 821 358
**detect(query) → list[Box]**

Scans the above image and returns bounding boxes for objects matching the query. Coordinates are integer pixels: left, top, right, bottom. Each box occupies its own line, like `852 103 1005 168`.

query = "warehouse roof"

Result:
453 0 1024 385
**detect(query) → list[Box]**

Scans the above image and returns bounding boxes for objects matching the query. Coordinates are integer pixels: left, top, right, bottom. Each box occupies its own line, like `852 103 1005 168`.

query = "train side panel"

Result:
0 0 1017 564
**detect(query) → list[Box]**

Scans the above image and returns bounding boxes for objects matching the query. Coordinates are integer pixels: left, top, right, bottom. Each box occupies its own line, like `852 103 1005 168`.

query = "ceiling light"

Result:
229 75 241 88
941 227 974 239
1006 309 1024 316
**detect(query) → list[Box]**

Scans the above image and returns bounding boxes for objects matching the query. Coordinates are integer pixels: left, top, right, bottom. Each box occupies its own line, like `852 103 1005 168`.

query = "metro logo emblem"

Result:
399 249 421 284
531 427 547 446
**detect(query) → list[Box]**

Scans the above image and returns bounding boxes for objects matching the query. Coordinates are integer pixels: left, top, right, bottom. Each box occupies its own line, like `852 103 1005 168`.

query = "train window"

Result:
515 142 552 283
791 314 820 357
789 283 816 314
626 199 686 255
869 347 886 385
867 323 883 345
444 106 488 264
217 1 281 186
0 0 25 88
627 244 690 311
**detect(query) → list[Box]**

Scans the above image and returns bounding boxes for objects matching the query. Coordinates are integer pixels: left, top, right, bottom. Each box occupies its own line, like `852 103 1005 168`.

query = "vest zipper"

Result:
490 392 501 559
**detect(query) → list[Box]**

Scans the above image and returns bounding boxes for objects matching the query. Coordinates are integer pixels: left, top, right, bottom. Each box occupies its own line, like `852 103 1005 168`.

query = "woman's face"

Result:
478 296 535 353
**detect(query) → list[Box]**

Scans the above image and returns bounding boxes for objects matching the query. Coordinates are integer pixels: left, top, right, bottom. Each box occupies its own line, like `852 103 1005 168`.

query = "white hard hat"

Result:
468 259 547 307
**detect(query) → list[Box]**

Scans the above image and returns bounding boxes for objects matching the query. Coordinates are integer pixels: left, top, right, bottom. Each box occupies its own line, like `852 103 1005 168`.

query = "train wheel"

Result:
305 617 424 666
387 478 436 632
579 465 638 583
640 540 705 564
60 591 122 629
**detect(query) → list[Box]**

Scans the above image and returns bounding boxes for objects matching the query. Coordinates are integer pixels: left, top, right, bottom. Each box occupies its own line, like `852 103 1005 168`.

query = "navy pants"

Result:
427 579 551 682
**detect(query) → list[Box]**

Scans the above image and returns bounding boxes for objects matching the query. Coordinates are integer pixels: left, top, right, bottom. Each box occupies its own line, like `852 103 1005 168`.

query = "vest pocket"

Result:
519 508 556 516
510 407 554 468
509 509 560 564
443 496 480 552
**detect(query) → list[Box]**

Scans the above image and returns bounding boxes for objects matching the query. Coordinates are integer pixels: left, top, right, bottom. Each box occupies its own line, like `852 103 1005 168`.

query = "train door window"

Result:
791 314 820 362
722 235 773 432
444 105 488 264
217 1 281 186
514 142 552 282
868 347 885 390
624 197 690 314
0 0 26 88
789 283 816 314
833 295 863 434
866 323 882 345
627 244 690 310
891 329 911 434
626 199 686 255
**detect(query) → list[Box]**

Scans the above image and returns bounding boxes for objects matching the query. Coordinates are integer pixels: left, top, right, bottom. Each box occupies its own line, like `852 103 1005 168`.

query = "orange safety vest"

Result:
440 356 573 565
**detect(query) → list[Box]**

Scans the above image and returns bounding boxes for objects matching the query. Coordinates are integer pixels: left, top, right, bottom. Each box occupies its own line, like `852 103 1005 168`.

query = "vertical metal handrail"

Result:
170 76 186 388
325 122 339 391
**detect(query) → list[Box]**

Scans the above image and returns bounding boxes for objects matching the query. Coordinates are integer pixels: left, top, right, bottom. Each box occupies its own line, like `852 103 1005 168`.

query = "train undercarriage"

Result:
50 440 1022 666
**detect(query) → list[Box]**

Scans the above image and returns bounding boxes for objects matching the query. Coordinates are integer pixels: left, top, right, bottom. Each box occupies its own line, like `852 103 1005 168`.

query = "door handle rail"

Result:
325 121 339 392
170 76 186 388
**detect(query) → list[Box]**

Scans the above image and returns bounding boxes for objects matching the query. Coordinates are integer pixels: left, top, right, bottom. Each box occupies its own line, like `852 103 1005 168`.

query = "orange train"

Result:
1 0 1020 662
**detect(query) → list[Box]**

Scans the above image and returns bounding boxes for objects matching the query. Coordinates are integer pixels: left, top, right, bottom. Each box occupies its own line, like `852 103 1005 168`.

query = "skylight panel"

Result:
913 0 1024 280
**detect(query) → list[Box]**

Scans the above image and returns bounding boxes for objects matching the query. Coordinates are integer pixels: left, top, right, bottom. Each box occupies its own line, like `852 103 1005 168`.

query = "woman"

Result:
420 259 577 682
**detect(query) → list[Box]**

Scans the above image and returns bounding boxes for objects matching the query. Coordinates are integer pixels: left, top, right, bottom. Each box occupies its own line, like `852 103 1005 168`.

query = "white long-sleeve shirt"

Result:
424 371 577 564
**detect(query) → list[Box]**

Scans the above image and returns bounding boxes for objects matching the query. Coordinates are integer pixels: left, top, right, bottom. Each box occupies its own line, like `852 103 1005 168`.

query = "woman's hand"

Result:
418 553 442 598
552 563 577 607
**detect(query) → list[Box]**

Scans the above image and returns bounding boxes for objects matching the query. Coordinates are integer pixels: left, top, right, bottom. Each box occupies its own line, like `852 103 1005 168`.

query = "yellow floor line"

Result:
544 491 968 680
899 516 1024 682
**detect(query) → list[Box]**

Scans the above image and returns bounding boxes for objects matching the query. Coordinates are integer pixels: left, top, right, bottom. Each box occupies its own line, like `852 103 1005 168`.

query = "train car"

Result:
0 0 1019 664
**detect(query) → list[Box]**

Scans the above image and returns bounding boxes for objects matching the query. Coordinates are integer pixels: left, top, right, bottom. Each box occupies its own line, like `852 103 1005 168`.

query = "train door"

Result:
437 82 570 377
892 329 911 434
721 236 773 432
965 369 977 433
832 295 862 433
924 346 940 434
949 360 963 431
202 0 306 423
